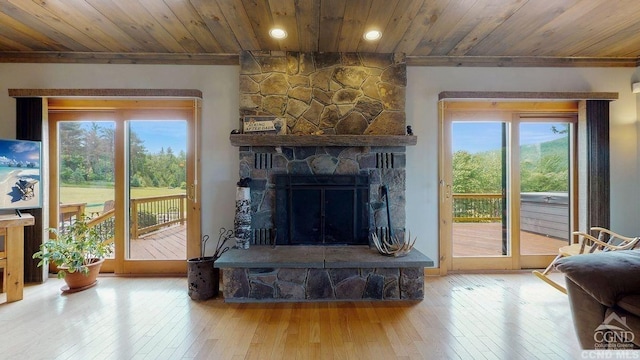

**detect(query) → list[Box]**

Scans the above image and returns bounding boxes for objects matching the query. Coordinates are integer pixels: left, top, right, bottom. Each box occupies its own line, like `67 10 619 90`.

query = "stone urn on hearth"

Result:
234 177 252 249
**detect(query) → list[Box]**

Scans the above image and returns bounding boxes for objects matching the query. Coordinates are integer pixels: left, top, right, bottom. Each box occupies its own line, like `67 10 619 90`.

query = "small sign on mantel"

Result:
242 116 286 134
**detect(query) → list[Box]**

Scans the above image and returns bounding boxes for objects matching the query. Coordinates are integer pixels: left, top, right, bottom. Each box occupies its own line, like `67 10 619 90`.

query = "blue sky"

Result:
129 121 187 154
452 122 568 153
0 139 40 163
80 121 187 154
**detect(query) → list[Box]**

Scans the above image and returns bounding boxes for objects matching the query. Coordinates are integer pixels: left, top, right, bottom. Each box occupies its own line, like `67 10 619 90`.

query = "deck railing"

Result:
60 193 186 241
87 209 115 244
453 192 569 240
453 193 503 222
59 202 86 229
130 194 186 238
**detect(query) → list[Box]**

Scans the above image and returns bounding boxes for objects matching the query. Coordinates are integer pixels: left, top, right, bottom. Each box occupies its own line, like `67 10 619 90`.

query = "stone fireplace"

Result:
216 51 433 302
274 174 370 245
238 50 409 244
243 145 406 245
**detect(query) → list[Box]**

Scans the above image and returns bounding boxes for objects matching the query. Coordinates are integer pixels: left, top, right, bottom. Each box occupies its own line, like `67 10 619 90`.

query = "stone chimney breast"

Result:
240 51 406 136
236 51 410 245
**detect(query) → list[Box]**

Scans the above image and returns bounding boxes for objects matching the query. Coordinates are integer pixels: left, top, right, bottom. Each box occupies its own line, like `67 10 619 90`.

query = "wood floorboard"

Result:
0 272 582 359
130 224 186 260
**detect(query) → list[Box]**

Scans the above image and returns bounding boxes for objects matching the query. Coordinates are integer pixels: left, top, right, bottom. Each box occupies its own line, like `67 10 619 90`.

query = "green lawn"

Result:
60 185 185 213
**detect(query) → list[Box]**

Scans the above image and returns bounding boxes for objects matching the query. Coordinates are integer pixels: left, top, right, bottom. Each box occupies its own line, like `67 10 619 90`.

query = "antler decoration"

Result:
371 231 417 257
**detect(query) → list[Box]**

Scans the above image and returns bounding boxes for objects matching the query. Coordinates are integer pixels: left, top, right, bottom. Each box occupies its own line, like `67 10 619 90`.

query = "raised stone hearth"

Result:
216 246 433 302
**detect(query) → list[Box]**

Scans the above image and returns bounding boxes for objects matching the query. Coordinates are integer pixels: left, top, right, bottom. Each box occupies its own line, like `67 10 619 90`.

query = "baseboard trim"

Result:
424 268 441 276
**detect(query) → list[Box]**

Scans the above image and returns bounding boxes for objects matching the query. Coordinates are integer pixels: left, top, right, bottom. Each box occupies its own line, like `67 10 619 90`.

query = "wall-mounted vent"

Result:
254 153 273 169
252 228 275 245
376 153 394 169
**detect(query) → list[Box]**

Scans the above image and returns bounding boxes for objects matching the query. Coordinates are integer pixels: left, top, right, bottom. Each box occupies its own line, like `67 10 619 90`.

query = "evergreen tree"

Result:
58 121 186 190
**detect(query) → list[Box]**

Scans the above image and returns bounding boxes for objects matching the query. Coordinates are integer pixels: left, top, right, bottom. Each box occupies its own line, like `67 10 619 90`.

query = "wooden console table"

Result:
0 214 35 303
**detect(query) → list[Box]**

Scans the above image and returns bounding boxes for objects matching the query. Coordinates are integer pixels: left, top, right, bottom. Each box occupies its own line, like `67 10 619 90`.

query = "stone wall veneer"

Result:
240 51 406 135
222 267 424 302
238 51 409 243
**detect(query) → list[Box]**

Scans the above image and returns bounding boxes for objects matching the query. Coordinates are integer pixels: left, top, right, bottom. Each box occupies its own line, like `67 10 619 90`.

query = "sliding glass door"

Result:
450 121 509 259
518 121 572 261
56 120 116 270
49 102 199 274
127 120 188 261
441 106 576 271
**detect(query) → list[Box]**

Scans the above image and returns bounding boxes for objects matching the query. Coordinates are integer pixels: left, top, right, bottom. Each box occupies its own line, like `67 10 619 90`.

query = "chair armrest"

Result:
556 250 640 307
571 230 639 251
590 227 637 243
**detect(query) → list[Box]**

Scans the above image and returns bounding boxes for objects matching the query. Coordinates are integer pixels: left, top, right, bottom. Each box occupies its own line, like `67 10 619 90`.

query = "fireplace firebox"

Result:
274 174 370 245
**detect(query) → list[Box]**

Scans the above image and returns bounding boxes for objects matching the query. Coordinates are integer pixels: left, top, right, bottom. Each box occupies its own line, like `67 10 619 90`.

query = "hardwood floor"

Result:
0 272 581 359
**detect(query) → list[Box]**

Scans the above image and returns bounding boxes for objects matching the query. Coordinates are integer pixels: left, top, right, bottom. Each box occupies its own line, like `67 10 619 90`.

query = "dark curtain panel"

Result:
586 100 610 232
16 97 44 283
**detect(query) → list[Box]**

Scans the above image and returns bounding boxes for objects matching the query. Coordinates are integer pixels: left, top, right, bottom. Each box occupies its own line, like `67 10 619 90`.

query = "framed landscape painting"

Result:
0 139 42 210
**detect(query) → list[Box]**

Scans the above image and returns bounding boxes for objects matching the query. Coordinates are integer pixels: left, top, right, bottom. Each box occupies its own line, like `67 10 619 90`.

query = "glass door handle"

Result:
440 180 452 199
187 184 195 201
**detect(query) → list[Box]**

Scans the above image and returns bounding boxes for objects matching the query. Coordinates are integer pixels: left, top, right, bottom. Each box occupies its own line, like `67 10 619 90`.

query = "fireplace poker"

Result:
200 234 209 258
214 227 234 260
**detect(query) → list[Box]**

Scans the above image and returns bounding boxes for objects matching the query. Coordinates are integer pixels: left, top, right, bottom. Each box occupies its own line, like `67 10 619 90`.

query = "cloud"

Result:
10 142 39 153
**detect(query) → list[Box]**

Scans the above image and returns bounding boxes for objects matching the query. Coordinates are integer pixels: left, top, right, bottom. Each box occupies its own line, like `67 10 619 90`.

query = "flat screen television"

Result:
0 139 42 210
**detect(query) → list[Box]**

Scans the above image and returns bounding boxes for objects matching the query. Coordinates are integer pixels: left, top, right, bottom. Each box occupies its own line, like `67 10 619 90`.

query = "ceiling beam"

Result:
0 52 637 67
407 56 639 67
0 51 240 65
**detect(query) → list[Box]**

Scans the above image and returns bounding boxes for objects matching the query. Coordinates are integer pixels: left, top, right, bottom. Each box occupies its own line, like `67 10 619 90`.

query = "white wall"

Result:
0 63 240 256
0 63 637 266
406 66 640 266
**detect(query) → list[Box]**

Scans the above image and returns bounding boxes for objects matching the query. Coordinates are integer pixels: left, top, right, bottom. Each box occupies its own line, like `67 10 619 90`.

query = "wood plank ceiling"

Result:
0 0 639 66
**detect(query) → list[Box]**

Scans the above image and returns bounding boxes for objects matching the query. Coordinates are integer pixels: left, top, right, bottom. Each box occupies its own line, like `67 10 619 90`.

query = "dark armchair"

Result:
556 250 640 349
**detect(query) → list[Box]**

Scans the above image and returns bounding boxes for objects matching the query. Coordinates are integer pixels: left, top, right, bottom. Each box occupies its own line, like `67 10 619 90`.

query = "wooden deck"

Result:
453 222 568 257
127 222 568 260
129 224 186 260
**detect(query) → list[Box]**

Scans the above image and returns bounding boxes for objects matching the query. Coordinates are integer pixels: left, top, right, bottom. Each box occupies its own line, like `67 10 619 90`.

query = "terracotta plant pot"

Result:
58 258 105 293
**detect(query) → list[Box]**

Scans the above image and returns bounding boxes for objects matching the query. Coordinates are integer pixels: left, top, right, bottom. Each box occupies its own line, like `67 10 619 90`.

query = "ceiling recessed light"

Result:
363 30 382 41
269 28 287 39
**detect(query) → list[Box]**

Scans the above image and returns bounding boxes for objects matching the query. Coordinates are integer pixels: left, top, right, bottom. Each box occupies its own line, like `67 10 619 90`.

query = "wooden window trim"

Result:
9 89 202 99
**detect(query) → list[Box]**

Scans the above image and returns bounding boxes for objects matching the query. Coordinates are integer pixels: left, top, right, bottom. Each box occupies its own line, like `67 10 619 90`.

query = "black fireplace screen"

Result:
274 174 370 245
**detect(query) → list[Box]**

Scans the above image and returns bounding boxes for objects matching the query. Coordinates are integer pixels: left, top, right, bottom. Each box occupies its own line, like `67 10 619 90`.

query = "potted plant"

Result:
33 215 113 293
